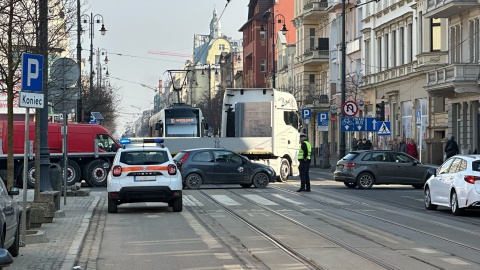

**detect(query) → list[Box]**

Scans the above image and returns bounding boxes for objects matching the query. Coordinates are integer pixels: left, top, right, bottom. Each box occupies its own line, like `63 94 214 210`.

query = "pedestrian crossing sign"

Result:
377 121 391 136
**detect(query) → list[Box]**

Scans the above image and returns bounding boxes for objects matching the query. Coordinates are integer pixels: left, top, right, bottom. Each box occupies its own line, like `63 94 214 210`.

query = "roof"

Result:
239 0 273 31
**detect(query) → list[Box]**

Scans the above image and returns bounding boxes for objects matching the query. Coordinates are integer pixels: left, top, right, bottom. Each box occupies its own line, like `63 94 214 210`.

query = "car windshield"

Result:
342 153 359 160
120 151 169 165
473 161 480 172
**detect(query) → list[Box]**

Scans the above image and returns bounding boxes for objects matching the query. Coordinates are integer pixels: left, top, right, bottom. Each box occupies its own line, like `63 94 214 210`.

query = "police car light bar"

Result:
119 138 165 145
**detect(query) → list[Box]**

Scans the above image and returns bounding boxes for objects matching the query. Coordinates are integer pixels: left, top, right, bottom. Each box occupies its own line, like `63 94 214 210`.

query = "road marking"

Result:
440 258 470 265
181 210 222 249
184 195 204 206
214 253 234 259
271 194 304 205
211 195 241 206
311 195 350 206
242 194 278 205
401 196 424 202
412 248 438 254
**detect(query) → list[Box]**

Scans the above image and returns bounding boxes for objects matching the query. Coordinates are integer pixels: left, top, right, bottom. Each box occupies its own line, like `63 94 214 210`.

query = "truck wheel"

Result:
21 161 36 189
84 160 108 187
60 159 81 186
276 158 290 182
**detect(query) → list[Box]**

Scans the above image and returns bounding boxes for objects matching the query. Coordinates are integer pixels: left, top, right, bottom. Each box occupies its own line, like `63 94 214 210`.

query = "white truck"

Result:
154 88 301 181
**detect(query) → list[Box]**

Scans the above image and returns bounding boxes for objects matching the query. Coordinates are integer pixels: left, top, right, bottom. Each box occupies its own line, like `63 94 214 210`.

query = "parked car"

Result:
424 155 480 215
173 148 275 189
334 150 437 189
0 177 20 258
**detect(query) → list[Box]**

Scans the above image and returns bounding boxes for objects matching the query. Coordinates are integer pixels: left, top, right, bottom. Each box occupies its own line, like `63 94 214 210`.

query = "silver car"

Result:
334 150 437 189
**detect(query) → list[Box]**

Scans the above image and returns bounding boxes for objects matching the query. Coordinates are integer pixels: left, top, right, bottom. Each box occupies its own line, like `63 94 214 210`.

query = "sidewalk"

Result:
10 190 99 270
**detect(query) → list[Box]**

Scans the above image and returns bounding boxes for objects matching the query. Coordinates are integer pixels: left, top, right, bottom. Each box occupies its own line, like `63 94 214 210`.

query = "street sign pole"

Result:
21 108 29 246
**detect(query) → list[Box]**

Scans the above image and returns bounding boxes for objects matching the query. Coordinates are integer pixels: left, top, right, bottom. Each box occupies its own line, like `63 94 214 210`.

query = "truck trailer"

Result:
150 88 301 181
0 121 120 188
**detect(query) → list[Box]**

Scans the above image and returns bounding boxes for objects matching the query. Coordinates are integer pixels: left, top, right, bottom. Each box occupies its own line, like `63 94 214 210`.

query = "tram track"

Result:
199 190 402 270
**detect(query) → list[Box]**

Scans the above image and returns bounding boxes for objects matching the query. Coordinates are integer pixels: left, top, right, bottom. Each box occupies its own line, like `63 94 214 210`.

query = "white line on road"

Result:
242 194 278 205
184 195 204 206
271 194 304 205
412 248 438 254
440 258 470 265
211 195 242 206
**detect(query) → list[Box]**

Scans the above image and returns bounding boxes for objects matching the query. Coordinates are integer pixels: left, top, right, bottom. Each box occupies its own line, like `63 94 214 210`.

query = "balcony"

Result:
326 0 342 12
424 0 478 18
415 51 449 71
303 48 329 66
425 63 480 96
303 1 329 20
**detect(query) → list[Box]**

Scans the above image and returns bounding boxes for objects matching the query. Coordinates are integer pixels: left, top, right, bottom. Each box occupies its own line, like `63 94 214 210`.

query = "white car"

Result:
424 155 480 215
107 138 183 213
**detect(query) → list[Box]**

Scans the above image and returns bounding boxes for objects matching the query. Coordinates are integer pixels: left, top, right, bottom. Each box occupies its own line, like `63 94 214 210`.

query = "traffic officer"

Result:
297 133 312 192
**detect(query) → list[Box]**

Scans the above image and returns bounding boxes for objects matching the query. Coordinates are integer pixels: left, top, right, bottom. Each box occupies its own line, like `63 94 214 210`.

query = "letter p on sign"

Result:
21 53 43 92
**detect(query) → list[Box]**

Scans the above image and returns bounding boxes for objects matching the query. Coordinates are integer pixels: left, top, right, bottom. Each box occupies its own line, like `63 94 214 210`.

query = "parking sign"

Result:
302 108 311 119
318 112 329 131
21 53 43 92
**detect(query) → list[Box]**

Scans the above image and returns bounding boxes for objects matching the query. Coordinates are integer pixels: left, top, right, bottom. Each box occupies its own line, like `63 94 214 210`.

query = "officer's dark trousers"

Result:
299 159 311 190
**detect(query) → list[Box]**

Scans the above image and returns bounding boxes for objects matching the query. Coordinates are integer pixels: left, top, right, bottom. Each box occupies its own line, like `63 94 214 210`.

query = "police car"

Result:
107 138 183 213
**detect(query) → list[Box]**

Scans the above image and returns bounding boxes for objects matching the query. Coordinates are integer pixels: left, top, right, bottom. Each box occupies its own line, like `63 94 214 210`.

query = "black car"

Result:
0 178 20 258
334 150 437 189
173 148 276 189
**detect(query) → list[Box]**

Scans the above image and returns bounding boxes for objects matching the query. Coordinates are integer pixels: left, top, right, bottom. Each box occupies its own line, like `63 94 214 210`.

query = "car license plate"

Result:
134 176 156 182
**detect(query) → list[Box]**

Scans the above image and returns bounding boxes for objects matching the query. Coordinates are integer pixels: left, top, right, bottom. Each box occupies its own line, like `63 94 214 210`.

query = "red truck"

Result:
0 121 120 188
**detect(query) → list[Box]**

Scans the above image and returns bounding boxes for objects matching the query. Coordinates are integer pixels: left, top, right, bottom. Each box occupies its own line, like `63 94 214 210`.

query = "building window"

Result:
219 44 225 51
470 19 480 63
377 37 382 72
431 19 441 51
400 27 405 65
408 24 413 63
401 101 413 139
451 25 461 63
310 28 315 49
365 40 371 75
392 30 397 67
385 33 389 69
260 59 266 72
418 12 423 53
309 74 315 85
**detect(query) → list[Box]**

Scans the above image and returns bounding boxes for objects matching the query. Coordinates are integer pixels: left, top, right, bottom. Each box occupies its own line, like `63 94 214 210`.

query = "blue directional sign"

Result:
340 117 380 132
301 108 311 119
21 53 43 92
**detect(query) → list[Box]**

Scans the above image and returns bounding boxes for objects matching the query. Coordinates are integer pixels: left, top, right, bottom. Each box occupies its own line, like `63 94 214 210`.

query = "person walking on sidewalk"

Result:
445 136 459 159
297 133 311 192
398 137 407 153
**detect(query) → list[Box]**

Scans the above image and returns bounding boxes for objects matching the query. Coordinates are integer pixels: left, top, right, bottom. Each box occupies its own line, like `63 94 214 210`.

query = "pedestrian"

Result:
391 138 398 151
297 133 311 192
444 136 459 159
356 139 364 150
407 139 419 159
352 137 358 151
398 137 407 153
362 138 372 150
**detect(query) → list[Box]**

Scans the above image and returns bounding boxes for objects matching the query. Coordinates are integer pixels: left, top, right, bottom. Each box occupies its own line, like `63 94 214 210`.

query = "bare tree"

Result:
0 0 78 189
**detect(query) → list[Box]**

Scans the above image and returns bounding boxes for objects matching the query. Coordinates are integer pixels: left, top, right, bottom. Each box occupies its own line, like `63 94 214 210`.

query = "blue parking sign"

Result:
21 53 43 92
302 108 311 119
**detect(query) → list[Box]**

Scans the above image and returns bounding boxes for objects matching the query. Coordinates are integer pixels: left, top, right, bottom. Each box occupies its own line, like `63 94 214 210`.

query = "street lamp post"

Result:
260 12 288 89
82 13 106 119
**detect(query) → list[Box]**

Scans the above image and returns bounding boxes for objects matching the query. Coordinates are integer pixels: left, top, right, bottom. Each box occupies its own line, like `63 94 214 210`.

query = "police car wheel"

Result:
108 198 118 213
172 197 182 212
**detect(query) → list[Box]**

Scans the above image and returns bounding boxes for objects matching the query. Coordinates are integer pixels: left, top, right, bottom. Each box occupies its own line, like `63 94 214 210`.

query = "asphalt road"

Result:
78 176 480 270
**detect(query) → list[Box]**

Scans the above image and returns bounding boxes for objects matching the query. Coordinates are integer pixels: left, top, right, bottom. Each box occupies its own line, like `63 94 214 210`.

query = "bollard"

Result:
49 164 62 210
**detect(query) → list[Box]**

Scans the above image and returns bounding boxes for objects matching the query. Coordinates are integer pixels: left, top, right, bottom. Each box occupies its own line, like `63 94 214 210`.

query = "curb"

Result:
59 195 100 270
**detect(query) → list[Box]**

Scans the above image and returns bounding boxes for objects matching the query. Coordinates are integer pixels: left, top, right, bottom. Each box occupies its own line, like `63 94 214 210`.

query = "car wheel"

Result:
450 191 464 216
84 160 108 187
276 158 290 182
7 221 20 257
185 173 202 190
412 184 424 189
424 186 437 210
253 172 269 188
172 197 182 212
357 172 374 189
108 198 118 213
344 182 357 188
240 183 252 188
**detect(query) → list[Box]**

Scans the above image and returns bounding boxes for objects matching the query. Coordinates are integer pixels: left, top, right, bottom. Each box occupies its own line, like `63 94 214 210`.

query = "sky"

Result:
80 0 248 137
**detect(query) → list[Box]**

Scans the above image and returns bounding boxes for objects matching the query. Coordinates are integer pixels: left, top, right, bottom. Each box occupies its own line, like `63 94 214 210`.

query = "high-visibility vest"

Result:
298 141 312 160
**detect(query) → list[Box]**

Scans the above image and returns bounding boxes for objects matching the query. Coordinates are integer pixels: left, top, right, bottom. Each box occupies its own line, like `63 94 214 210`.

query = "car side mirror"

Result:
427 168 437 177
8 187 19 196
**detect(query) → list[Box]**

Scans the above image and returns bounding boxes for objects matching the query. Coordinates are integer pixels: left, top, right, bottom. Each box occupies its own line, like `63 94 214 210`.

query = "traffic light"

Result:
84 110 91 123
376 101 385 121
